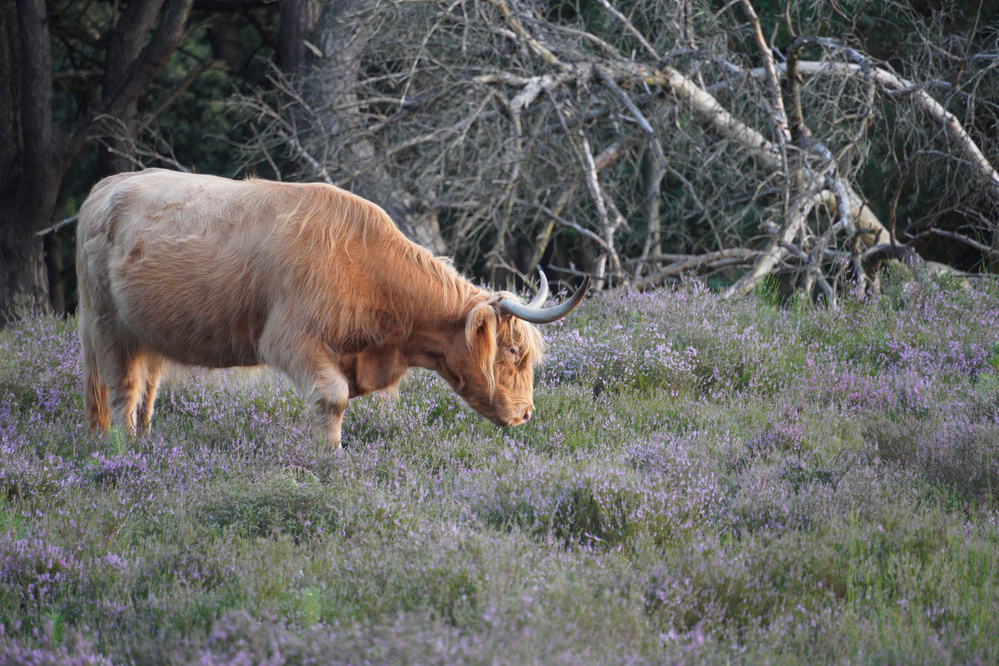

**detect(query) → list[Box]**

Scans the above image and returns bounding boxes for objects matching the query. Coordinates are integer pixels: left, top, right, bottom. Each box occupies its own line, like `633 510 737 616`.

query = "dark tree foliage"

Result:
0 0 319 321
1 0 196 321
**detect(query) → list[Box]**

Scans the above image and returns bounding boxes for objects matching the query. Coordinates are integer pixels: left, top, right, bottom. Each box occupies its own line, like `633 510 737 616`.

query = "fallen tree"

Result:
237 0 999 303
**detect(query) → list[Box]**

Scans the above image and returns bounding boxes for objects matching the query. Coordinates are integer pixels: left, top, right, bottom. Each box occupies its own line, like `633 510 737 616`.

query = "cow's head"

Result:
437 271 589 427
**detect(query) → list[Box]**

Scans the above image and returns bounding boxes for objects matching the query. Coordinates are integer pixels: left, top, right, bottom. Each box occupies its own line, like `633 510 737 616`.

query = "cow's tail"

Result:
81 326 110 431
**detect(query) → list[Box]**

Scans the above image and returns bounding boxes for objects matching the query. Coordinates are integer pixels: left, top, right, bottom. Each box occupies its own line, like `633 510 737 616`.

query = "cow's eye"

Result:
509 346 519 358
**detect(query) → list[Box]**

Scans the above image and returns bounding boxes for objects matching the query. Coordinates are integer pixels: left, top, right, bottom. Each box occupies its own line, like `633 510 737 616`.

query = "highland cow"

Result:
76 169 588 446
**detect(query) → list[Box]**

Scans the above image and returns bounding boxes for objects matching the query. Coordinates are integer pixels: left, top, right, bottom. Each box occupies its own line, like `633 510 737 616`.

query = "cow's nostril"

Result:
523 409 532 422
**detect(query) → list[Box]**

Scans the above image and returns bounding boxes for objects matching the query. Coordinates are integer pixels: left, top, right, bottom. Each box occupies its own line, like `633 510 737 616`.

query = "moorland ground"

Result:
2 265 998 663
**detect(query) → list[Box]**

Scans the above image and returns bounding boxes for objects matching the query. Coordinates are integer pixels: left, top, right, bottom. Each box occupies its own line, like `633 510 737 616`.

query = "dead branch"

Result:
726 188 824 298
917 228 999 258
592 0 659 60
36 215 79 237
232 0 997 303
596 66 655 135
635 138 666 279
739 51 999 204
517 198 608 250
633 248 762 290
738 0 791 145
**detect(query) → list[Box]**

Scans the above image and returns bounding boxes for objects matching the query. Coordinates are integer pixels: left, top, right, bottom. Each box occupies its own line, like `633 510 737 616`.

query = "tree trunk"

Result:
0 155 67 321
0 224 48 323
280 0 320 73
0 2 19 189
0 0 57 322
0 0 194 323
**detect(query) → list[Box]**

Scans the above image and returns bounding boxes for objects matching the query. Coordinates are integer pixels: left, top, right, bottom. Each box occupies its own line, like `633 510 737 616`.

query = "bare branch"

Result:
738 0 790 144
725 189 824 298
36 215 78 237
920 228 999 258
634 248 762 290
278 127 334 185
592 0 659 60
516 198 609 250
596 66 655 135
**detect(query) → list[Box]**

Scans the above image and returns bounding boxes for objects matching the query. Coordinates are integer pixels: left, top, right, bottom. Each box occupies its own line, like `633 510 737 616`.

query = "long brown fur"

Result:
77 169 545 446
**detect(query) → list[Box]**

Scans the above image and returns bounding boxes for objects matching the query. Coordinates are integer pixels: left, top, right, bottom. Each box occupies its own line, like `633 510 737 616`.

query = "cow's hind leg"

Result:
261 332 349 449
80 324 110 432
136 354 166 435
99 341 147 437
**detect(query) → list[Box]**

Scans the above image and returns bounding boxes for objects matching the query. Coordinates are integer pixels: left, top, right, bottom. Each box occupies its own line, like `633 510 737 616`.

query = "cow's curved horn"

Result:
498 273 590 324
526 268 549 308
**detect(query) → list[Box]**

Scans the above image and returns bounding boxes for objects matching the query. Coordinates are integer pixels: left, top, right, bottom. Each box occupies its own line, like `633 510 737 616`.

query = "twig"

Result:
515 200 608 249
592 0 659 60
738 0 791 145
278 128 334 184
142 56 221 124
36 215 79 237
485 0 564 67
596 66 655 135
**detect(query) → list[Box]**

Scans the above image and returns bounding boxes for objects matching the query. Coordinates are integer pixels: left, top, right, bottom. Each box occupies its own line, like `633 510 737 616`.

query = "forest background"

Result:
2 0 999 321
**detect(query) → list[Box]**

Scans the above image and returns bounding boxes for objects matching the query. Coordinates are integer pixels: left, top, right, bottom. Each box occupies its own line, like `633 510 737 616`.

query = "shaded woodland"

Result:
3 0 999 320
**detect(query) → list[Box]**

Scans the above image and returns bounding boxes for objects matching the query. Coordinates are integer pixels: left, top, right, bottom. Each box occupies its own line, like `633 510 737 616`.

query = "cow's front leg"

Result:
260 330 349 449
308 364 350 448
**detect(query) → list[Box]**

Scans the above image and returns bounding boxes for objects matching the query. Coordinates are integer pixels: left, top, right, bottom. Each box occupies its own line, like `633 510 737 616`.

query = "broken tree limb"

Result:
633 248 762 290
724 188 825 298
738 0 791 146
738 54 999 204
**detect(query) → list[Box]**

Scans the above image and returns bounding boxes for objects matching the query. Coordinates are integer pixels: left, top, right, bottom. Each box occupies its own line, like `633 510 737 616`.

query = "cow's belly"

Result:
117 295 265 368
109 246 268 368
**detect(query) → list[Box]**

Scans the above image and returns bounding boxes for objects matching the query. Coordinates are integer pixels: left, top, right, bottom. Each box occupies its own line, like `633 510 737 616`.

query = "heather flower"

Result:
0 536 84 607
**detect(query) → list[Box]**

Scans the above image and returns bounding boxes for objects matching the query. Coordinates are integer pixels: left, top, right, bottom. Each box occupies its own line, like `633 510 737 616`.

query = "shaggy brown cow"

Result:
76 169 588 446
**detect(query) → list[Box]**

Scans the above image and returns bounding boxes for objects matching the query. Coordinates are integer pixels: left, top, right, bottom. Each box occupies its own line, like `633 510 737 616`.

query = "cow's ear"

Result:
465 303 497 395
